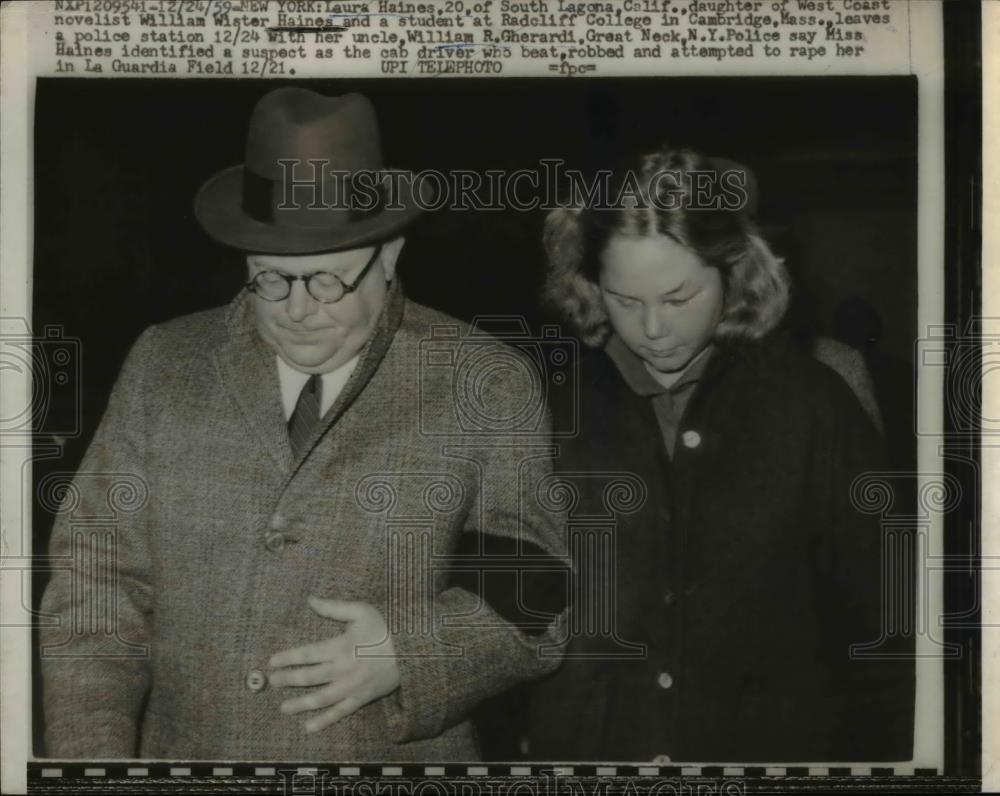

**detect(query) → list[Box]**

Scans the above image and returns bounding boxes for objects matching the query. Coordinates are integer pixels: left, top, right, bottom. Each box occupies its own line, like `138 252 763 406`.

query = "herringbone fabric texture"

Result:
39 280 568 761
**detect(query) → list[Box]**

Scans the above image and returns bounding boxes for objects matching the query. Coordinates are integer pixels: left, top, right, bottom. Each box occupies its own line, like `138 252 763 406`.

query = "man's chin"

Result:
277 345 342 372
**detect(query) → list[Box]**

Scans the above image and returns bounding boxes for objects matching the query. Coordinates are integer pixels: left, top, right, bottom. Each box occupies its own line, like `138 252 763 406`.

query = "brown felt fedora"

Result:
194 88 426 254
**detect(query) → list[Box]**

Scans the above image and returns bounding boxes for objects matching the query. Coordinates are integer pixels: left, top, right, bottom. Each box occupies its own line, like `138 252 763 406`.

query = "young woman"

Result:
527 146 914 762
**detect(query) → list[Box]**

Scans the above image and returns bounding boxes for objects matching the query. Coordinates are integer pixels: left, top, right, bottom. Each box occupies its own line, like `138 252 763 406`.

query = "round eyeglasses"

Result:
245 244 382 304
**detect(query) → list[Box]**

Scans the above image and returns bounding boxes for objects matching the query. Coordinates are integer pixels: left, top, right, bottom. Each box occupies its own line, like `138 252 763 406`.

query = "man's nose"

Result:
643 306 668 339
285 279 316 322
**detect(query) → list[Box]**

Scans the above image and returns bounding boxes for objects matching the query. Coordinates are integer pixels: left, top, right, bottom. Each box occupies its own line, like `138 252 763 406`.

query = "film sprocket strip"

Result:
25 762 977 795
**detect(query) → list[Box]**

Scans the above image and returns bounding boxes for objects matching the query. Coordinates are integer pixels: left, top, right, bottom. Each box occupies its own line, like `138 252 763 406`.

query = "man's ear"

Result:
378 236 405 282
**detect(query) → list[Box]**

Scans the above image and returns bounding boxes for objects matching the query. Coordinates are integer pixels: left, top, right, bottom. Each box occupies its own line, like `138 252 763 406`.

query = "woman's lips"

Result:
643 346 680 357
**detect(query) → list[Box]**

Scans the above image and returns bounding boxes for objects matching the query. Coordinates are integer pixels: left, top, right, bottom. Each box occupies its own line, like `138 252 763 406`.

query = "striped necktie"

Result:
287 374 322 459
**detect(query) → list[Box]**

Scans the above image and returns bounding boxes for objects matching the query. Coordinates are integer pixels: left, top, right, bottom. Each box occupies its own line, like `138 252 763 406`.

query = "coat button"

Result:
653 754 671 765
681 430 701 449
264 531 286 553
245 669 268 693
663 590 675 606
269 512 287 531
656 671 674 690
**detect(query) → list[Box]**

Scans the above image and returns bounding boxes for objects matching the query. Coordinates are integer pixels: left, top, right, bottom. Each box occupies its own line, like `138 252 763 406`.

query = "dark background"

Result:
31 76 918 755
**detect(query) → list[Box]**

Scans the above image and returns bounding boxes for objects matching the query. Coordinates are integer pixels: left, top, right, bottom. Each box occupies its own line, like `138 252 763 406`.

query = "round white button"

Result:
245 669 268 693
681 430 701 449
653 754 671 765
656 671 673 690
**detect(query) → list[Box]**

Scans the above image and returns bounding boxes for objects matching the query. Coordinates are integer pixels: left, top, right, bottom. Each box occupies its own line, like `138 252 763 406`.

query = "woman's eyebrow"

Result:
660 280 690 298
603 286 639 300
604 280 691 300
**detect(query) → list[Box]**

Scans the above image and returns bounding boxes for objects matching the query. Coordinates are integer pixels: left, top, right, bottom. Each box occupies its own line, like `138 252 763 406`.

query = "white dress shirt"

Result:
276 355 360 421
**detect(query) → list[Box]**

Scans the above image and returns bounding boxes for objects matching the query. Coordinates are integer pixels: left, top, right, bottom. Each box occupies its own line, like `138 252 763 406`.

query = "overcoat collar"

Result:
604 334 715 398
211 280 406 477
584 331 789 397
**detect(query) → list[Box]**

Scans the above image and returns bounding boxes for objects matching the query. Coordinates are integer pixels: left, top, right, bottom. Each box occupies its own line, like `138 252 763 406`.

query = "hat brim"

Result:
194 165 427 254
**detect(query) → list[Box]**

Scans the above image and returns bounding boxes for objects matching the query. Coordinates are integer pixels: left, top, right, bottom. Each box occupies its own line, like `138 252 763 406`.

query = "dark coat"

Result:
527 333 914 763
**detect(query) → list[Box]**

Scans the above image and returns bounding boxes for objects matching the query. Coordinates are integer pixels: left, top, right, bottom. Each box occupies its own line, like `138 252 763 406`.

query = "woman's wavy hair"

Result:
543 145 790 347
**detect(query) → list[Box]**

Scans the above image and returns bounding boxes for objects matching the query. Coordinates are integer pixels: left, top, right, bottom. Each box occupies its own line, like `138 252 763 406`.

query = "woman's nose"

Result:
643 307 668 339
285 279 315 322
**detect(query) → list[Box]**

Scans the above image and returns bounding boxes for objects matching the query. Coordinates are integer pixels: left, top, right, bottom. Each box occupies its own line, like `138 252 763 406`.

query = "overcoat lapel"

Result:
212 290 295 474
210 280 407 484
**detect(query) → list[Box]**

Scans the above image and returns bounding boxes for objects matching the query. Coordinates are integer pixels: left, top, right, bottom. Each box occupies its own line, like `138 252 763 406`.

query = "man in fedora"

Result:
39 87 567 760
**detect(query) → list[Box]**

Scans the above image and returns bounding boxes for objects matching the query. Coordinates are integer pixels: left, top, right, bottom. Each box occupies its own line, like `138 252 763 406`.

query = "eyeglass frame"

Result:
244 243 383 304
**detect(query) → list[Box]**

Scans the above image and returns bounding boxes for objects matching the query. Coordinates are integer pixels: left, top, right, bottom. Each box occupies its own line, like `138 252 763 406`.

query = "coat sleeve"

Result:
38 326 161 758
381 360 570 745
813 369 916 760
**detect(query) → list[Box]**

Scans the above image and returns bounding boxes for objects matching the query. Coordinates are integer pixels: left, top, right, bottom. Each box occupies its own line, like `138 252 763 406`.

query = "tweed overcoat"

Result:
40 281 566 760
527 334 915 763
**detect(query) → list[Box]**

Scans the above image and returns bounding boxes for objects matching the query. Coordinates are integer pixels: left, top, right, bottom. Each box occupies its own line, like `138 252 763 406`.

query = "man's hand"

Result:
268 596 400 733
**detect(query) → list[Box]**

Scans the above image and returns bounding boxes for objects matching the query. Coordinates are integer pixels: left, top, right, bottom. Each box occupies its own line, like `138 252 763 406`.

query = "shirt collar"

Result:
605 334 714 397
275 354 361 420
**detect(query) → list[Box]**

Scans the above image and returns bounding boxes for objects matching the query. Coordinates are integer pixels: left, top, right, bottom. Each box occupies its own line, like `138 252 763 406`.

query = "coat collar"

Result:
604 334 715 398
585 331 788 394
211 279 406 477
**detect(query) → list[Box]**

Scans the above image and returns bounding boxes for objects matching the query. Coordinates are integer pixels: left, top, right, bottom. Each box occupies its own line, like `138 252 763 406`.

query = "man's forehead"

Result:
247 247 374 273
